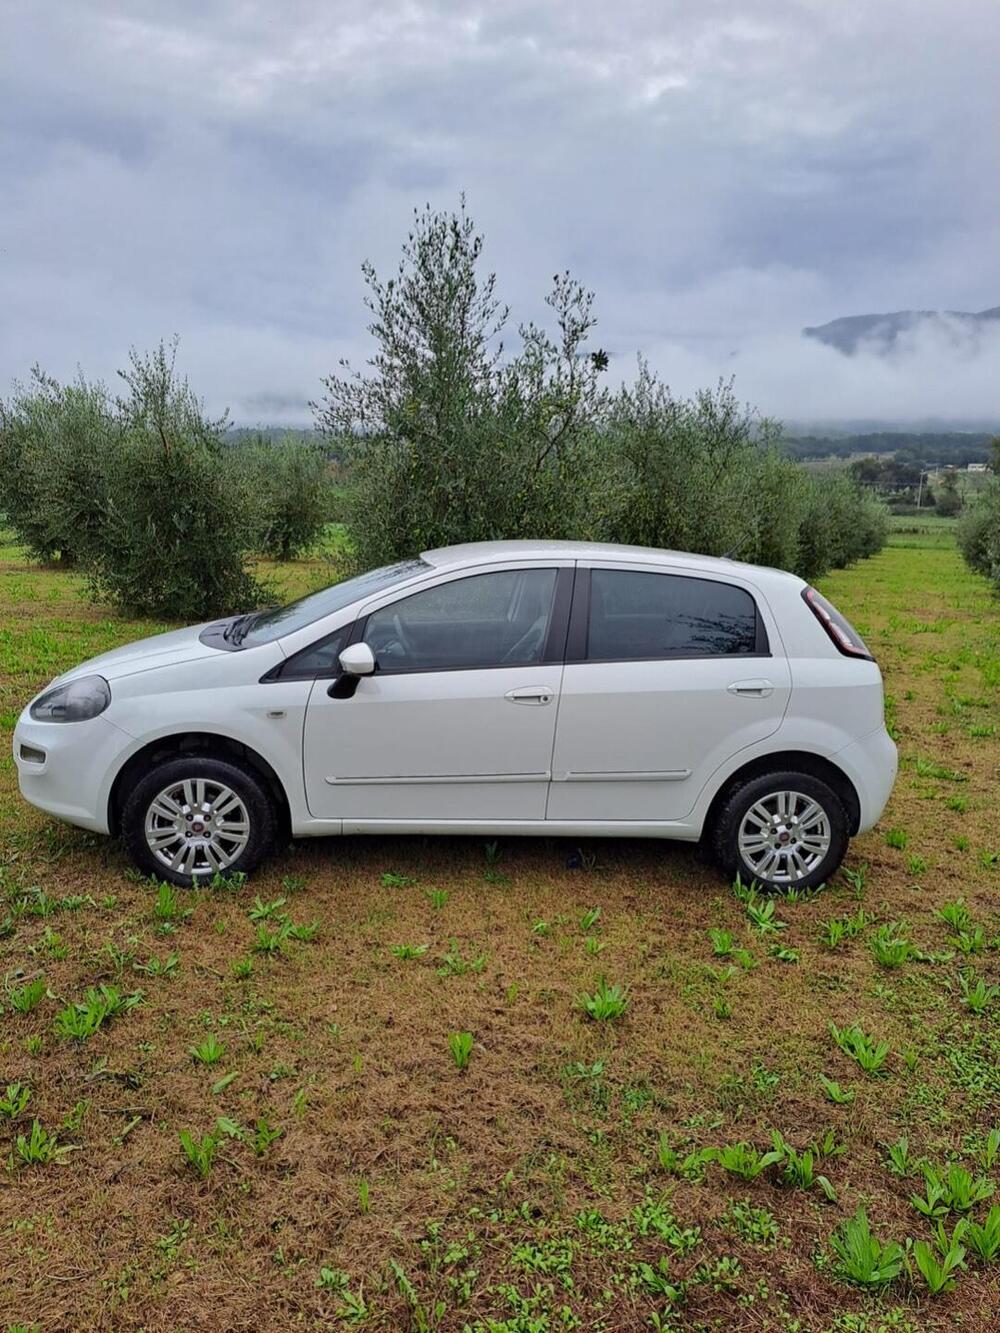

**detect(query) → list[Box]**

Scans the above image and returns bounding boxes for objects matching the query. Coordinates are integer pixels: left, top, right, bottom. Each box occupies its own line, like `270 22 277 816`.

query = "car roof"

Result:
419 540 802 587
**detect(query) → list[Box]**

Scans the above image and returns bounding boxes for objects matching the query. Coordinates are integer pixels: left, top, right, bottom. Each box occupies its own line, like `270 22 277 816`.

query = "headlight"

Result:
29 675 111 723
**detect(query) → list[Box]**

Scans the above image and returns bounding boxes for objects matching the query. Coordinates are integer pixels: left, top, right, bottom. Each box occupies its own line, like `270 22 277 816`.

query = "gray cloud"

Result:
2 0 999 424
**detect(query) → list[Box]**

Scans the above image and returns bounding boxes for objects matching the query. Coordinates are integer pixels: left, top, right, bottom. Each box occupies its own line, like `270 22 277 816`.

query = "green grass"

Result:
0 522 998 1328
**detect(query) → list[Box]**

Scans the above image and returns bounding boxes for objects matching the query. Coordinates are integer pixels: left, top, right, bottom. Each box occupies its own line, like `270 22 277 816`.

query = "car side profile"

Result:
13 540 897 891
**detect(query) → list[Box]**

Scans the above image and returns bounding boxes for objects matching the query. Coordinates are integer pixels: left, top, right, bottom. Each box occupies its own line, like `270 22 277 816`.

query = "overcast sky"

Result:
3 0 999 426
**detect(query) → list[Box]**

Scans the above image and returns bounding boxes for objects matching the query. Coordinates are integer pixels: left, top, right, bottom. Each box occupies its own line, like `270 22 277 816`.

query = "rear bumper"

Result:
833 725 898 833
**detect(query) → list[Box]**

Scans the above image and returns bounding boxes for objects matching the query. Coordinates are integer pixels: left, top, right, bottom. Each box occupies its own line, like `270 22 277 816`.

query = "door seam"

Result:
542 660 567 819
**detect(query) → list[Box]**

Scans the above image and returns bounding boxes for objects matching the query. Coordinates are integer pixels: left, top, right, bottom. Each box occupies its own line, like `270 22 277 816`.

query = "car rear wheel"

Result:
712 770 848 892
122 756 276 886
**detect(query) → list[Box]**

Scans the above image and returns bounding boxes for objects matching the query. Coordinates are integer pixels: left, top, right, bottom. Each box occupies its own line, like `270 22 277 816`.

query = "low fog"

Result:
639 323 1000 431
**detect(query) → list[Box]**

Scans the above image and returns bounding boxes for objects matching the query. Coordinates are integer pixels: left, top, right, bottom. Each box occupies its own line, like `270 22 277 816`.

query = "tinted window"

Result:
365 569 558 671
587 569 759 659
239 558 429 647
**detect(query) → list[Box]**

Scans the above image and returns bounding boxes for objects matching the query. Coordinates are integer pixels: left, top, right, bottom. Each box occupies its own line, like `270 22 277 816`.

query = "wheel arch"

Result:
108 731 292 841
702 750 861 841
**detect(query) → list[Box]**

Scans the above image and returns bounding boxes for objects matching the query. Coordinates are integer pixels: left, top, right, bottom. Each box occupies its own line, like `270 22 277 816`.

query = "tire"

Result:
122 755 276 887
711 770 848 892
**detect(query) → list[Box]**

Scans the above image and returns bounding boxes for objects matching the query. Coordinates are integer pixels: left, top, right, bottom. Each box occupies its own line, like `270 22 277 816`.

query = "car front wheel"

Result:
122 756 276 886
712 771 849 892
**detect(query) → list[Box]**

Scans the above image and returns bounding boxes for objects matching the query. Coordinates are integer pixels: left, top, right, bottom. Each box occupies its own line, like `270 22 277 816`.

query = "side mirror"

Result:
338 642 376 677
327 641 375 698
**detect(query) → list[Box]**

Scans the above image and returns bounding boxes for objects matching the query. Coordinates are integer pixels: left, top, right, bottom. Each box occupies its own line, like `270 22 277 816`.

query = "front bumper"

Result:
12 711 133 835
833 724 898 834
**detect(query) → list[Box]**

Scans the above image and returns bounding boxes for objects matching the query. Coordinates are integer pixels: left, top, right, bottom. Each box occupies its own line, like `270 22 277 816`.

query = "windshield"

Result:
238 558 430 647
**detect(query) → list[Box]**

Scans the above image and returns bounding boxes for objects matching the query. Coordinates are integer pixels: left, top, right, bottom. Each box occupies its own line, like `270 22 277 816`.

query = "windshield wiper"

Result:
222 612 259 646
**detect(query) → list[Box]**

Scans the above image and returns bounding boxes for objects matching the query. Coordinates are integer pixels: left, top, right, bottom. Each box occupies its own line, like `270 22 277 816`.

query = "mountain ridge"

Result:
803 305 1000 355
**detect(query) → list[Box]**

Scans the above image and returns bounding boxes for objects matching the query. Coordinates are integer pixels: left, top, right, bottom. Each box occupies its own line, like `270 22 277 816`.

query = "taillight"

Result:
802 587 873 660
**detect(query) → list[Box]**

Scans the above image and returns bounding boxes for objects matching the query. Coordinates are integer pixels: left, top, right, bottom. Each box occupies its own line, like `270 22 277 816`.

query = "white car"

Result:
13 540 897 891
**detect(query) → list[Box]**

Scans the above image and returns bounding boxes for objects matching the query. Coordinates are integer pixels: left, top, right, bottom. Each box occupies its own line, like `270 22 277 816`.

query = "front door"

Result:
303 564 570 823
548 565 791 822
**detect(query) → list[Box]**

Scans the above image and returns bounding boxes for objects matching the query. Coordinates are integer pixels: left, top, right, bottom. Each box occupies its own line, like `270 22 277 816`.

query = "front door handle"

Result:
505 686 554 705
728 678 774 698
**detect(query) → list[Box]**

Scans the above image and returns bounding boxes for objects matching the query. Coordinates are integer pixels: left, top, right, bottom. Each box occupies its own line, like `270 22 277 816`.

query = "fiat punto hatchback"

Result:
14 541 897 890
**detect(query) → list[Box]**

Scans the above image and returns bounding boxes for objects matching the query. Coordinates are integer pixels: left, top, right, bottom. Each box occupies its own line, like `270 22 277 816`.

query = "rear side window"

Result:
802 587 873 660
586 569 762 660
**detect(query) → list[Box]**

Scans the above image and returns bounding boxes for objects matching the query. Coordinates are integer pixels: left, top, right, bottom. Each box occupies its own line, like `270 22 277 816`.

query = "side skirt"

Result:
290 818 702 841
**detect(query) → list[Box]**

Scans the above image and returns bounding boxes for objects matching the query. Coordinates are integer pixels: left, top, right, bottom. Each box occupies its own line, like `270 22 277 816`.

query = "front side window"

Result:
365 569 558 672
587 569 760 660
237 558 430 647
271 625 351 680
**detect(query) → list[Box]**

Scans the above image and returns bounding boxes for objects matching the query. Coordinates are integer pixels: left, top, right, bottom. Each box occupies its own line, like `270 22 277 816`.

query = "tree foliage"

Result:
318 203 889 582
958 481 1000 591
3 205 891 623
315 203 610 569
226 434 330 560
1 343 332 619
0 368 115 565
84 342 267 618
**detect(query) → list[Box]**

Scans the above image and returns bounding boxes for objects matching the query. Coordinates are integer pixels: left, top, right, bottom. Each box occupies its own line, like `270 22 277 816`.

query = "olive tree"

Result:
314 203 609 569
225 434 331 560
0 368 114 565
958 481 1000 590
604 365 785 559
88 342 267 618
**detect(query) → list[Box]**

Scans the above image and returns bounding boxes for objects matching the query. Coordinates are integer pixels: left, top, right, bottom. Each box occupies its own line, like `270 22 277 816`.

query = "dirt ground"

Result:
0 519 997 1331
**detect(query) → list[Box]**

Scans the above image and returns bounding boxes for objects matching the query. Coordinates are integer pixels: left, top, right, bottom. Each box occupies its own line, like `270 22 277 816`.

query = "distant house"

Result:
966 462 988 472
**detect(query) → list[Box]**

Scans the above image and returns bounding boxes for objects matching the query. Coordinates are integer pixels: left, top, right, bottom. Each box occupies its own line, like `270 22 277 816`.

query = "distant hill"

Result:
226 425 319 442
781 431 995 465
803 306 1000 355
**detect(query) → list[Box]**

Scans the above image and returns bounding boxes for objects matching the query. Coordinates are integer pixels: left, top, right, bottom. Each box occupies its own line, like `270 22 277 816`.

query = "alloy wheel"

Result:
143 777 251 877
736 788 832 883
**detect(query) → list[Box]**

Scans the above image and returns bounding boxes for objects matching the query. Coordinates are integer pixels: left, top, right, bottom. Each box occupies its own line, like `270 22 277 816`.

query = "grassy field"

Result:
0 521 997 1332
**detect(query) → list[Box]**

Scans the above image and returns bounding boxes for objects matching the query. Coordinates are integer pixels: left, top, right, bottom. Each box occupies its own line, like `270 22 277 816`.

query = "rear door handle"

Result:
505 686 554 705
727 678 774 698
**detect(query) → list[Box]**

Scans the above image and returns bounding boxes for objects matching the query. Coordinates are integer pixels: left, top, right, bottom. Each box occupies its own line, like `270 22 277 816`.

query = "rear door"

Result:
548 564 791 822
303 563 573 823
